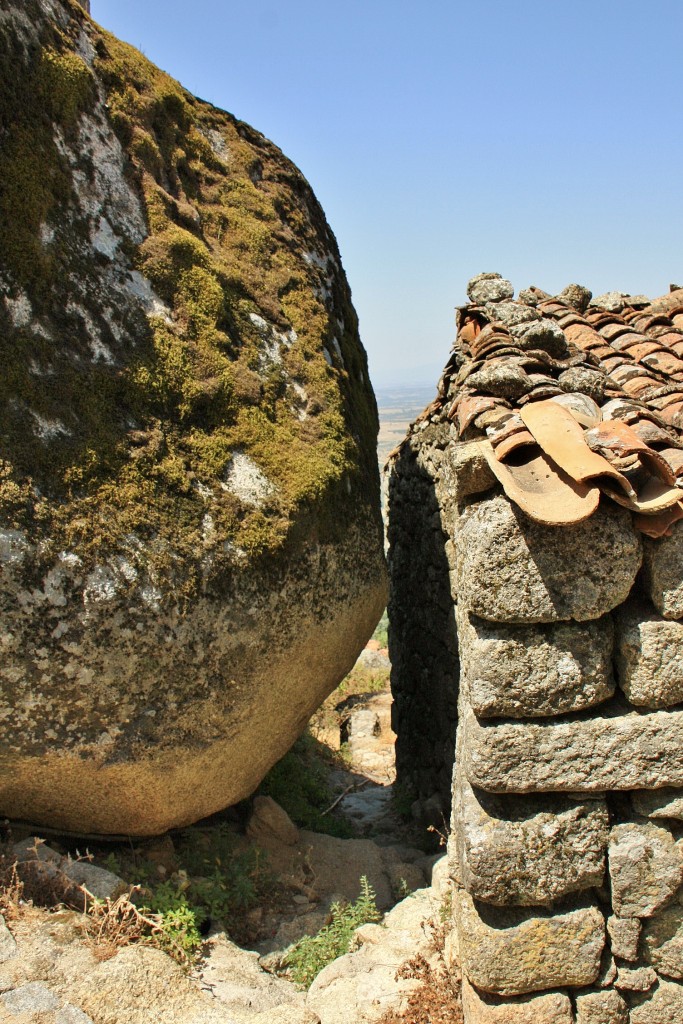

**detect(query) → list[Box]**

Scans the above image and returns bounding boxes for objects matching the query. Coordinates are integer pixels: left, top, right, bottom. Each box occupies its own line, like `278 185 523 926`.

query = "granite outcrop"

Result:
0 0 386 834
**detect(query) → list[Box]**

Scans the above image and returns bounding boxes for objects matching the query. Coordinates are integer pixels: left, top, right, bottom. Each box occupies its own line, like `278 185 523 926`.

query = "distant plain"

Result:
375 385 437 467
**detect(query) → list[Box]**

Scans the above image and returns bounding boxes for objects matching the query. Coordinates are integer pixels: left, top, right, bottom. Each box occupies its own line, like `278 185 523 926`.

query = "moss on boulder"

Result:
0 0 386 835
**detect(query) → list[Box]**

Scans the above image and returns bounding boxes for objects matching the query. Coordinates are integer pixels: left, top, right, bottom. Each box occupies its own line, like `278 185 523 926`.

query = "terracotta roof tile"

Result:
599 322 636 343
660 402 683 427
405 274 683 533
615 333 655 351
624 341 667 362
641 350 683 376
648 392 683 411
563 323 605 351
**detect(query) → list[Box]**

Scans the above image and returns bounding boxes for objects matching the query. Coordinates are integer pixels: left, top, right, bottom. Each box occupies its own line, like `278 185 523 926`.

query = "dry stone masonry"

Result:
388 274 683 1021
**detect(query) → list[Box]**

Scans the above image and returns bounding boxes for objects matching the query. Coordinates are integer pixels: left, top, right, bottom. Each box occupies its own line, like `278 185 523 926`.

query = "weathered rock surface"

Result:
456 890 605 996
452 765 608 905
306 886 446 1024
0 915 17 963
455 496 641 624
387 427 460 817
246 797 300 847
614 965 657 992
574 988 629 1024
616 602 683 708
1 982 62 1014
250 829 399 920
198 933 305 1022
0 830 452 1024
0 0 386 834
458 607 614 718
460 977 573 1023
607 915 641 961
632 787 683 820
0 911 235 1024
389 276 683 1017
643 904 683 979
440 440 496 502
630 979 683 1022
462 702 683 793
643 523 683 619
10 837 127 906
609 823 683 918
466 273 515 305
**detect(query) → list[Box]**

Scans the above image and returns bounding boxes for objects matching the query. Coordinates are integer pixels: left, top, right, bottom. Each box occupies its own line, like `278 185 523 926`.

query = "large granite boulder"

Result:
0 0 386 834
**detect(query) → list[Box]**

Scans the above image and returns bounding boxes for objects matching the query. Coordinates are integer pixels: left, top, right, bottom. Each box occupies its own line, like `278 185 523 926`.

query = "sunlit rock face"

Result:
0 0 386 835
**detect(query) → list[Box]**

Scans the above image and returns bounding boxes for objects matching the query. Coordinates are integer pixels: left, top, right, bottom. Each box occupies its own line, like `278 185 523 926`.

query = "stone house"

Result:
388 274 683 1022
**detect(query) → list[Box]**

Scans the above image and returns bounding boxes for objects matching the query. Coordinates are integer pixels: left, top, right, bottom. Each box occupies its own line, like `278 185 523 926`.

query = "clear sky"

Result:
91 0 683 389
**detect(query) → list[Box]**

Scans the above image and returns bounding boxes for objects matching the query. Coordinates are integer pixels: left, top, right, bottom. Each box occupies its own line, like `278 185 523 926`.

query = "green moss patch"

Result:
0 2 379 598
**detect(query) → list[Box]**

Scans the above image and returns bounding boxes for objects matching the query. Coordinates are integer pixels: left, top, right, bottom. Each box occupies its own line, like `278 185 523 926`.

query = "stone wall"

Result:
388 277 683 1020
451 475 683 1022
386 420 458 828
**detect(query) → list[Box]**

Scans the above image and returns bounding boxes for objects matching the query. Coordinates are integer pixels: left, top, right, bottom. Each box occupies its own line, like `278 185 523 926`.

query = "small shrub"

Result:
140 880 203 960
284 876 380 987
176 825 278 940
94 822 279 947
84 890 151 962
438 890 453 925
84 885 201 964
0 857 24 922
394 877 412 900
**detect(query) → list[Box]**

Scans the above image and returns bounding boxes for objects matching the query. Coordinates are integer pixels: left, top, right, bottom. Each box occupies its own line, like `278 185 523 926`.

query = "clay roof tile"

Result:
431 278 683 533
599 322 636 343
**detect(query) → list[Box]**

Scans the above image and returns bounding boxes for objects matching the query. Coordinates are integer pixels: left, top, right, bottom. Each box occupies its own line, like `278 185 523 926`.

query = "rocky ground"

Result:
0 644 462 1024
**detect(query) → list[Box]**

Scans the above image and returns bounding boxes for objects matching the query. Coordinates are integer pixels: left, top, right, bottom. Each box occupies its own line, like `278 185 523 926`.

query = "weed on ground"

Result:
257 730 354 838
284 875 381 987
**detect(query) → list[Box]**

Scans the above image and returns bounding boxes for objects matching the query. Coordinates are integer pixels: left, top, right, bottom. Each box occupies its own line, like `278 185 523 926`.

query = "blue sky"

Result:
91 0 683 389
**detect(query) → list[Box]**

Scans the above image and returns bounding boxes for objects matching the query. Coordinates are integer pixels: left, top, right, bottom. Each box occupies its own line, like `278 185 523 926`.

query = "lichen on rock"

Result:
0 0 386 834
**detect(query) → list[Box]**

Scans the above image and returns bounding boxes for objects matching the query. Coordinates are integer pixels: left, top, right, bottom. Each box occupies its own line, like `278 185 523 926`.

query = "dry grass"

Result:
377 923 463 1024
0 857 24 922
0 839 79 915
81 888 150 961
79 886 196 963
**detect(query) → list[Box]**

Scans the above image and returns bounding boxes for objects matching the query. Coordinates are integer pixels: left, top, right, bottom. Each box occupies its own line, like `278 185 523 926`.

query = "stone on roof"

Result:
399 274 683 535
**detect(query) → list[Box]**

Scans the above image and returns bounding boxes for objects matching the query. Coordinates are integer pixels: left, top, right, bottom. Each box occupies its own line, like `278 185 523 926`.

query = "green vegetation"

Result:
372 609 389 649
98 821 278 952
90 22 376 563
0 2 380 594
284 876 381 987
39 49 95 123
391 781 418 820
258 732 353 838
0 822 280 964
175 824 276 934
335 661 388 701
138 881 203 961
